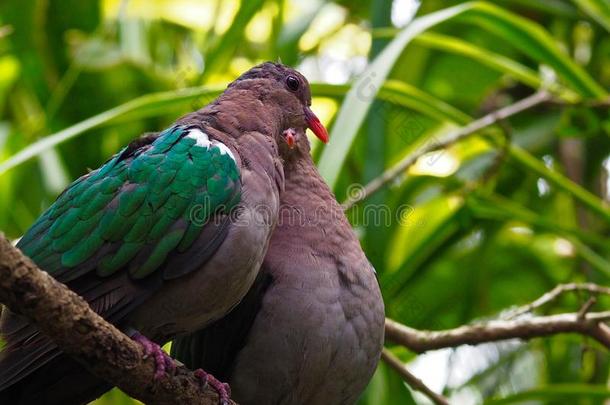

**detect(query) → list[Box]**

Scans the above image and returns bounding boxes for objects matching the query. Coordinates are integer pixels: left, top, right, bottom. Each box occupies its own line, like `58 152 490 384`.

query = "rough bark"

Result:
385 313 610 353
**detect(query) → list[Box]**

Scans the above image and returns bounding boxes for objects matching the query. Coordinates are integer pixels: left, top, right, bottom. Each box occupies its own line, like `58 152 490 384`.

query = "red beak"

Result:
304 107 329 143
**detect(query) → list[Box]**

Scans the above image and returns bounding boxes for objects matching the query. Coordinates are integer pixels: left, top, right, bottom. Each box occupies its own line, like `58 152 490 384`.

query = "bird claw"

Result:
132 332 176 379
194 369 231 405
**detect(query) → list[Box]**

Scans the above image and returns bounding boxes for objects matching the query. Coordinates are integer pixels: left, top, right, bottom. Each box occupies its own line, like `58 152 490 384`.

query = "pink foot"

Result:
132 332 176 379
194 369 231 405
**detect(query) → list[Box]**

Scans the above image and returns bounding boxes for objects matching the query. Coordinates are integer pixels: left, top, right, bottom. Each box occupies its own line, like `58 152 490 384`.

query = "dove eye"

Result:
286 75 300 91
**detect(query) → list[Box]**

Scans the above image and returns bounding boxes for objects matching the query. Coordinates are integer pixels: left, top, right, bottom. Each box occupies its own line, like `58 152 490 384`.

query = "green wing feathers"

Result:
17 125 241 282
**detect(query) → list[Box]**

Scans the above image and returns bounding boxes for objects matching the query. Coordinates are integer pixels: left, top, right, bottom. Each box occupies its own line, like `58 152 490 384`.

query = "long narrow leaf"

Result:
413 32 578 101
313 81 470 124
372 29 579 100
318 1 606 189
0 82 463 175
317 3 473 188
572 0 610 32
203 0 266 78
0 86 224 175
508 145 610 224
456 2 606 98
484 384 610 404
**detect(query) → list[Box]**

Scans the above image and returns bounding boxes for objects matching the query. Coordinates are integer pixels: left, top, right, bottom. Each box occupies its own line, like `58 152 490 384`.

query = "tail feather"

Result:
0 335 60 391
0 272 142 398
0 352 111 405
0 306 110 405
0 307 63 392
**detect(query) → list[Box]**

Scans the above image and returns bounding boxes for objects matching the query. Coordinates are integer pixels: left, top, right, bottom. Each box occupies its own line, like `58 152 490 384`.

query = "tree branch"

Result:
342 90 552 210
385 312 610 353
506 282 610 319
0 234 233 405
380 348 449 405
383 299 610 398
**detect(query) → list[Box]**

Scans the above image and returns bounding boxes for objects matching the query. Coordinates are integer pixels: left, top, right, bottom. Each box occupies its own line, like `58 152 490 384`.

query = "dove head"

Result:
230 62 329 144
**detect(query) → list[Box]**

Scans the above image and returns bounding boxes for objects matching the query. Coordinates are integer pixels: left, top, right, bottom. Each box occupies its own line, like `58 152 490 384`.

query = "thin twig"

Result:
385 311 610 353
506 282 610 319
577 297 597 320
342 90 552 210
381 348 449 405
549 96 610 108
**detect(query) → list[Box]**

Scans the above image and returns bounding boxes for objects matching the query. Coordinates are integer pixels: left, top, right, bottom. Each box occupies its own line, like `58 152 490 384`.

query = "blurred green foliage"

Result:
1 0 610 404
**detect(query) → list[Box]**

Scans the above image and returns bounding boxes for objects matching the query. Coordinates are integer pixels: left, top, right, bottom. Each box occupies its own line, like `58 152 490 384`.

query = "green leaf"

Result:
0 86 224 176
413 32 579 101
318 1 606 189
381 194 466 300
202 0 266 78
0 82 460 176
276 3 324 66
501 0 578 18
572 0 610 32
468 193 610 276
319 78 610 236
358 360 417 405
508 145 610 225
484 384 610 404
456 2 606 98
317 3 473 188
312 81 470 124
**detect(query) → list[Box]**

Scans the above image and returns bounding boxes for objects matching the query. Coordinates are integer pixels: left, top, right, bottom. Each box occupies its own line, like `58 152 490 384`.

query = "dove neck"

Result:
281 153 339 217
183 89 284 142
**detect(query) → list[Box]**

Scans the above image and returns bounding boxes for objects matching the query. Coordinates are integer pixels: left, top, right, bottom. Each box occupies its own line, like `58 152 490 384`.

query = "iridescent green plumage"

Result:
17 125 241 281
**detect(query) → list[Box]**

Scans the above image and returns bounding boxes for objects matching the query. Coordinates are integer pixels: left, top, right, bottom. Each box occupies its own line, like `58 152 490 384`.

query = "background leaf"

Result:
1 1 610 404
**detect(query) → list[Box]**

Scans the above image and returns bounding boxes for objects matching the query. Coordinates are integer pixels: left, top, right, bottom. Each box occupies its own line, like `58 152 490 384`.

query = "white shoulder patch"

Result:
186 128 236 163
215 143 236 162
186 129 211 148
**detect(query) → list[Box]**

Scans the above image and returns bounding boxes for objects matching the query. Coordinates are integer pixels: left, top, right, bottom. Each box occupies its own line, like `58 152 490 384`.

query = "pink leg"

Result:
194 369 231 405
132 332 176 379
